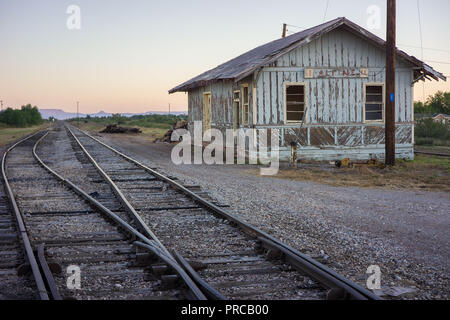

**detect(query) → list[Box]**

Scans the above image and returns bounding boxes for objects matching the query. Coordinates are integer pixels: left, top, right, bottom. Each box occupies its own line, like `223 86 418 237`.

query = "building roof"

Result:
433 113 450 118
169 17 446 94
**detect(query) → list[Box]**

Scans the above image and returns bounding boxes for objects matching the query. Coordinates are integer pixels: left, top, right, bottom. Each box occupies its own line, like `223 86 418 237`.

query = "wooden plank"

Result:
356 79 363 123
317 79 324 123
322 33 329 67
327 78 334 124
343 78 350 123
337 78 343 124
277 72 284 124
264 72 271 124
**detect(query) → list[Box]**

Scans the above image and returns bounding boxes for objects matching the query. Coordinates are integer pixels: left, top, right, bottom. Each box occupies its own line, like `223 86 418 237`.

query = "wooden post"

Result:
385 0 396 166
282 23 287 38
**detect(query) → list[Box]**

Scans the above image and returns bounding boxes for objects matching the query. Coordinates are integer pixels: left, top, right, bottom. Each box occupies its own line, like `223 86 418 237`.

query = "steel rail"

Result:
134 242 207 300
1 131 50 300
414 150 450 158
172 250 226 300
72 125 381 300
36 244 62 300
33 129 207 300
66 126 170 257
65 126 219 300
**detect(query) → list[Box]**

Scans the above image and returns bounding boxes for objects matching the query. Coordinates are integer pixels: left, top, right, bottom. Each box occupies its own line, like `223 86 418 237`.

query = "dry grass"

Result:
0 123 51 147
73 122 167 141
251 155 450 192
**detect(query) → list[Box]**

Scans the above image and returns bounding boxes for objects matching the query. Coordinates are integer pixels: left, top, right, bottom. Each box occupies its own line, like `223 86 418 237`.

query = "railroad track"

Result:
2 128 207 300
2 123 380 300
0 144 42 299
64 124 380 300
414 150 450 158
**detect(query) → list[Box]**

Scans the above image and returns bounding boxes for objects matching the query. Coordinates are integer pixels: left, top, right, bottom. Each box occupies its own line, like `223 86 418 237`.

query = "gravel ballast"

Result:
86 133 449 299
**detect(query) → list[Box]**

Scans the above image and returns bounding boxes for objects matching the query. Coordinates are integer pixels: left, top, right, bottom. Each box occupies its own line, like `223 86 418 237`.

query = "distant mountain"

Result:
39 109 82 120
39 109 187 120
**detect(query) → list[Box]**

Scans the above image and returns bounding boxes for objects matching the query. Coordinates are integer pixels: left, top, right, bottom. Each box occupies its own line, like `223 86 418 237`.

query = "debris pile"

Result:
100 124 142 134
160 120 188 143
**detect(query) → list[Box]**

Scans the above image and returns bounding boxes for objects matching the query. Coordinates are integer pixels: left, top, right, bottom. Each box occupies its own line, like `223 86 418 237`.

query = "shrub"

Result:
0 104 43 127
415 118 449 140
415 137 434 146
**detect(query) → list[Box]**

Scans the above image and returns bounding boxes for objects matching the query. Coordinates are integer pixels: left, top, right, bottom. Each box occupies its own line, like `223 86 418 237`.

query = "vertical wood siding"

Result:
187 27 415 160
256 28 414 126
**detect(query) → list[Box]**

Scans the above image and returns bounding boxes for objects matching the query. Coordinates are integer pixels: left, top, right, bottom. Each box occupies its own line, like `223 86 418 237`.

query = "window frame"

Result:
241 84 249 126
202 91 212 126
233 90 241 129
283 82 307 124
363 83 385 124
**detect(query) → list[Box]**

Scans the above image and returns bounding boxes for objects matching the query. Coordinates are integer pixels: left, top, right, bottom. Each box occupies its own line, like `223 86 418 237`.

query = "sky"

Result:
0 0 449 114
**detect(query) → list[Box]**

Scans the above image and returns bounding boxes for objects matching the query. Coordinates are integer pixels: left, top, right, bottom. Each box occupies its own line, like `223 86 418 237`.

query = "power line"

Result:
285 24 303 29
285 21 450 57
323 0 330 22
424 60 450 65
398 44 450 53
417 0 425 102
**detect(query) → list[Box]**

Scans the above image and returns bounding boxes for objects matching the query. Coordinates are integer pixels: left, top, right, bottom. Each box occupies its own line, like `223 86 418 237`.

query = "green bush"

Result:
70 113 187 129
415 137 434 146
0 104 43 127
415 118 449 140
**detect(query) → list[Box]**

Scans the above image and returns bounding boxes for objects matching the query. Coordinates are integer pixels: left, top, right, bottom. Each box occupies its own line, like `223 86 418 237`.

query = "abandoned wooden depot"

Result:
169 17 446 161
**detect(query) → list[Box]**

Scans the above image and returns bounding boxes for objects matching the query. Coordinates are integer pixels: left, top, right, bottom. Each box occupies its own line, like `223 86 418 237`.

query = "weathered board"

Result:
186 27 416 160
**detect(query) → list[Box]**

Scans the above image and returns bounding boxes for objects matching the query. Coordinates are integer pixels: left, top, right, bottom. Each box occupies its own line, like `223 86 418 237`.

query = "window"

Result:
284 83 305 122
364 84 384 122
233 90 240 129
242 85 249 125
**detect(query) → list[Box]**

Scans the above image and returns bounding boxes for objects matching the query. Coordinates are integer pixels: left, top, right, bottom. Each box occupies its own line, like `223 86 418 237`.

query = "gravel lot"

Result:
88 132 450 300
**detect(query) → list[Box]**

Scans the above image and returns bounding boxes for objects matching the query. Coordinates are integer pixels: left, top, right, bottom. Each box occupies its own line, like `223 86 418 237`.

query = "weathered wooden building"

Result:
169 17 445 161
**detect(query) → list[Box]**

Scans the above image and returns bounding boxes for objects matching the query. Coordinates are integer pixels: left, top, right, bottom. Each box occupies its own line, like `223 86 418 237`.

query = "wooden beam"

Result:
385 0 396 166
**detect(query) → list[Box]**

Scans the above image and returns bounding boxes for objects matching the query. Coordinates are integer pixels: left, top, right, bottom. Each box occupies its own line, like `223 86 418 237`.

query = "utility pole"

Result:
0 100 3 112
168 103 171 116
282 23 287 38
385 0 396 166
76 101 80 127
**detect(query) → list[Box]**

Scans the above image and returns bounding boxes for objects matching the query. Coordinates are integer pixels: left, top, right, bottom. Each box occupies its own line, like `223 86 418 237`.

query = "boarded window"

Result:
242 85 249 125
285 84 305 122
365 85 384 121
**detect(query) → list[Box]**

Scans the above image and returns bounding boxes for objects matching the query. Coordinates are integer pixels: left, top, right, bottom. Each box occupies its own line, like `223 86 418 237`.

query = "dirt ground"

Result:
72 122 167 142
255 156 450 193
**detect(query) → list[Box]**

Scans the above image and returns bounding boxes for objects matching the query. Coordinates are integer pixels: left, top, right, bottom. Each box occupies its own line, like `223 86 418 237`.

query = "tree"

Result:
415 91 450 115
414 101 427 115
426 91 450 114
112 113 125 125
0 104 43 127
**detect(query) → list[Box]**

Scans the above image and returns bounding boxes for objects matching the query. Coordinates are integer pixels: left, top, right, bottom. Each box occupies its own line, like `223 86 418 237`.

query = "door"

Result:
203 93 211 133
